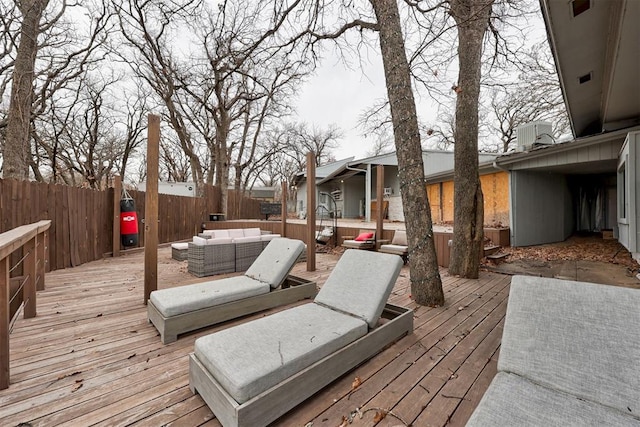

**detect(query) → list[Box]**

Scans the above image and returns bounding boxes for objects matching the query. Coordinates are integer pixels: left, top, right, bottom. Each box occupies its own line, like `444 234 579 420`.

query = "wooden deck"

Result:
0 247 510 426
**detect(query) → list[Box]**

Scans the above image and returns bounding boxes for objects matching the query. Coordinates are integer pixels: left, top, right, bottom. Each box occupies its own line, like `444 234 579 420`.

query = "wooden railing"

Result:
1 220 51 390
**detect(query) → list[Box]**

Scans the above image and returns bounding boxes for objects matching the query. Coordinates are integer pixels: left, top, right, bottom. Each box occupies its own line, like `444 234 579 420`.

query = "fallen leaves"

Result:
501 235 639 269
351 377 362 390
373 411 387 423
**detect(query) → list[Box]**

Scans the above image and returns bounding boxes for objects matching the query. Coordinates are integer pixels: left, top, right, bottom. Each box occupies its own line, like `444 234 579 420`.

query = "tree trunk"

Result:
448 0 492 279
4 0 49 179
370 0 444 306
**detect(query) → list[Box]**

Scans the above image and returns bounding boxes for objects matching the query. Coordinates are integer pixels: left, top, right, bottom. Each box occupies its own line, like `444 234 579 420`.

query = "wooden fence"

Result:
0 179 264 272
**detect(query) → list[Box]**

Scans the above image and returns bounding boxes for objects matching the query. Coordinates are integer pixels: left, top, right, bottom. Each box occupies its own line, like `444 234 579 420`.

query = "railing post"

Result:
23 237 36 319
1 257 9 390
36 230 47 290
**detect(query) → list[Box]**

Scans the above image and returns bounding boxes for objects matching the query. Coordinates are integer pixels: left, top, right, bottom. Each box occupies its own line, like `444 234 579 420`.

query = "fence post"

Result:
113 174 122 258
1 257 9 389
23 237 36 319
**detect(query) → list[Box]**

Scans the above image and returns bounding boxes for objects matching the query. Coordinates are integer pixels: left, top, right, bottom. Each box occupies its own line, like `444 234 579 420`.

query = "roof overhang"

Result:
540 0 640 137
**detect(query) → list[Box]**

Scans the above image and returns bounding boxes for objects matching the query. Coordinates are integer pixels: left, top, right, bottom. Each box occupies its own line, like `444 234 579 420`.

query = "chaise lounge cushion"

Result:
498 276 640 418
468 372 639 426
245 238 304 288
314 249 402 328
194 303 367 404
150 276 269 317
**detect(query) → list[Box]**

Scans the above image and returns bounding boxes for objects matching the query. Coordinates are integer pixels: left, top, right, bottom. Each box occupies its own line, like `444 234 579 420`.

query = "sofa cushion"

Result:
227 229 245 238
245 238 304 288
244 228 262 237
204 237 233 246
212 230 230 239
194 302 367 404
233 236 261 244
467 372 640 427
192 236 209 246
314 250 402 328
499 276 640 418
200 230 216 237
150 276 269 317
171 242 189 250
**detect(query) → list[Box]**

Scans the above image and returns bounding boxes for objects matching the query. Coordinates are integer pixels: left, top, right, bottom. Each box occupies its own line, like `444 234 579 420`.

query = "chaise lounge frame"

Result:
148 274 316 344
148 238 315 344
189 303 413 427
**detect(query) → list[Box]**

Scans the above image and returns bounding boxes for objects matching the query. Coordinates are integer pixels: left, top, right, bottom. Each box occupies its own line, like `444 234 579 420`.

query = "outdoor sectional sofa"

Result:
189 249 414 427
186 228 281 276
148 237 316 344
467 275 640 426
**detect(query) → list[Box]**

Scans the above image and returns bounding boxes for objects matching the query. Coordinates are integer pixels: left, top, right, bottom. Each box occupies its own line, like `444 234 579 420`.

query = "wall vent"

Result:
572 0 590 17
578 72 592 84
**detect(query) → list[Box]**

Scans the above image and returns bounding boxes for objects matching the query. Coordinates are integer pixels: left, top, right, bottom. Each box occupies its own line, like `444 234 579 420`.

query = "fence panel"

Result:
0 180 266 272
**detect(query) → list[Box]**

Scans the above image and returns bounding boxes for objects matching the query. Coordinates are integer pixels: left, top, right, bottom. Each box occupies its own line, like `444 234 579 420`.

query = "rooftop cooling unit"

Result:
516 121 553 152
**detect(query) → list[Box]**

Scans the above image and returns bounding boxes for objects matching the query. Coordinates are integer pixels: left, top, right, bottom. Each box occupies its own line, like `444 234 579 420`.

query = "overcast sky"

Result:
293 8 549 162
294 54 387 161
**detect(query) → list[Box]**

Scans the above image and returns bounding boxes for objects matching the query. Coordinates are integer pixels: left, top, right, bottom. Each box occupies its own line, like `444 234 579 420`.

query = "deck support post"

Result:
144 114 160 304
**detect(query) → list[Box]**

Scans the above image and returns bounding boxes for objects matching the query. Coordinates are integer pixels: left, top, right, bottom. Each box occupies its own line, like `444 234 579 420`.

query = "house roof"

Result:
540 0 640 137
293 157 354 185
314 150 497 184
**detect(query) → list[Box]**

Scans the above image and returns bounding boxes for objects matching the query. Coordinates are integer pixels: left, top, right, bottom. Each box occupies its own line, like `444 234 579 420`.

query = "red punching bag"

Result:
120 189 139 247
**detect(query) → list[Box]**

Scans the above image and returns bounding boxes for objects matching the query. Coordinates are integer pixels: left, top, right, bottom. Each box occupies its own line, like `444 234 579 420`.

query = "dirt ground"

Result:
483 233 640 288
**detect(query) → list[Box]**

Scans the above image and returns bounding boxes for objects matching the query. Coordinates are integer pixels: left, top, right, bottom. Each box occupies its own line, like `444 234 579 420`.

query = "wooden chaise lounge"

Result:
189 249 414 427
467 275 640 426
148 238 316 344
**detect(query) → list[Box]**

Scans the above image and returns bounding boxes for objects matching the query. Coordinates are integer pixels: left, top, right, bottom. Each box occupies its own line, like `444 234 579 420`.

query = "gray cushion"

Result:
391 230 407 245
378 244 407 255
500 276 640 418
150 276 269 317
194 302 367 404
314 249 402 328
467 372 640 427
245 238 305 288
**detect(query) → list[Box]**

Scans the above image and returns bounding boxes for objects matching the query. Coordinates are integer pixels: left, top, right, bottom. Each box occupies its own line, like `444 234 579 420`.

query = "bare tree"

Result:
490 41 569 152
3 0 50 179
276 0 443 305
369 0 443 304
1 0 113 181
445 0 493 278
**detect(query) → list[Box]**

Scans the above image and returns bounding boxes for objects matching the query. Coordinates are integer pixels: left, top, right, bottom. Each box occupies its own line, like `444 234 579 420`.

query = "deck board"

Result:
1 247 511 426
